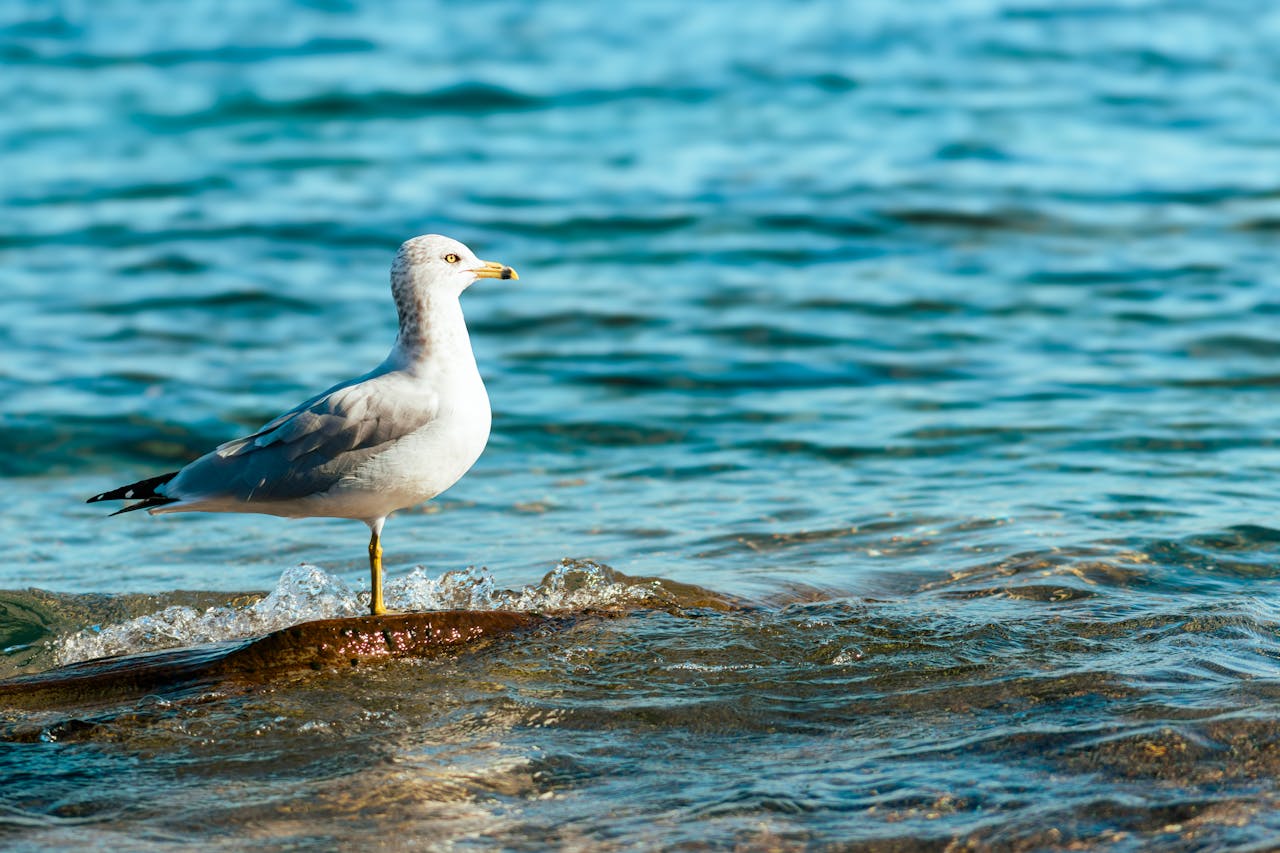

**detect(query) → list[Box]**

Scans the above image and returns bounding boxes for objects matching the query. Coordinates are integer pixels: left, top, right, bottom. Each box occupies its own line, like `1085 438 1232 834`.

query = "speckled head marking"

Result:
389 234 518 351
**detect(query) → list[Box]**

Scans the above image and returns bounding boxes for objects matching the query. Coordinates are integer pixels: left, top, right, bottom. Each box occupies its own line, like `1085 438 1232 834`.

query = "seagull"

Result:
88 234 517 616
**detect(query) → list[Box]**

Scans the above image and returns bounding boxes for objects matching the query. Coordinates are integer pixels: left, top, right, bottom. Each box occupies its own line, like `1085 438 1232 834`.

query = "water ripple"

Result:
6 0 1280 847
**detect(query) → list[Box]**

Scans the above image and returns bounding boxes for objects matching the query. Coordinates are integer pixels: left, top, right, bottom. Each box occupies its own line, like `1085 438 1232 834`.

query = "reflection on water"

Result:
5 0 1280 847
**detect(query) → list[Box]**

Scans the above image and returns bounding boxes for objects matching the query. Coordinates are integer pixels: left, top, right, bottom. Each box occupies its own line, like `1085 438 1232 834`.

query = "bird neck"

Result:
389 289 475 369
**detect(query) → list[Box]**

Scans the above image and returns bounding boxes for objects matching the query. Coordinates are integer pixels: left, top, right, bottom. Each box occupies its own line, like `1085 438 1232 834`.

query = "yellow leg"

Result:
368 528 385 616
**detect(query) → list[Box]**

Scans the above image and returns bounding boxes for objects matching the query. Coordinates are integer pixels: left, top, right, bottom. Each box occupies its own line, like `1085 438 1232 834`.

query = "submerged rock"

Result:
48 560 742 668
0 610 554 713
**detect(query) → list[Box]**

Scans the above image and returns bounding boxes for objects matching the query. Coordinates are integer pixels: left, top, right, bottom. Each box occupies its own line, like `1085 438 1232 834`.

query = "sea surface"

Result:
4 0 1280 848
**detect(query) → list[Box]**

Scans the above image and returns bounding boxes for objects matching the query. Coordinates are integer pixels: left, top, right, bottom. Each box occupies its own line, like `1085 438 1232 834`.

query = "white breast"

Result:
307 367 491 522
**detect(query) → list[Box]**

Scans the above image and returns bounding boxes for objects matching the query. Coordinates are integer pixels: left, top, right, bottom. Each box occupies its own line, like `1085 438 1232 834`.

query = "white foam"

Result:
53 559 671 666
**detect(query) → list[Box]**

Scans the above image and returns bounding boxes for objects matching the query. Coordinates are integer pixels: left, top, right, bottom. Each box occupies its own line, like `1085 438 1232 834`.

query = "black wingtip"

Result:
87 472 179 507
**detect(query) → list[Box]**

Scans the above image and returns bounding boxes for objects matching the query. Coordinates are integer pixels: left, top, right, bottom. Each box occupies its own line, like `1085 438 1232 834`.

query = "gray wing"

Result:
170 371 439 503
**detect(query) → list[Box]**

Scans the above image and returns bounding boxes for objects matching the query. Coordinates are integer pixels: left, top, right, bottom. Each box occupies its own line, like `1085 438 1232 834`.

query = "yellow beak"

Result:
472 260 519 280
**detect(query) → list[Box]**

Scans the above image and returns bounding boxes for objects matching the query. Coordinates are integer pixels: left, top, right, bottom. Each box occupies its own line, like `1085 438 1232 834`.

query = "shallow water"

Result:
5 0 1280 848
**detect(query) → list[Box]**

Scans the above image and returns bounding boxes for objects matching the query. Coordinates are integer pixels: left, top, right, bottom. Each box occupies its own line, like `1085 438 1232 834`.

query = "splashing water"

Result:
53 560 679 666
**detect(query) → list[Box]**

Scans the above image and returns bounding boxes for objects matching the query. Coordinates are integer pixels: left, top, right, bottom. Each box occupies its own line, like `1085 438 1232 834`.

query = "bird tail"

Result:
87 471 181 516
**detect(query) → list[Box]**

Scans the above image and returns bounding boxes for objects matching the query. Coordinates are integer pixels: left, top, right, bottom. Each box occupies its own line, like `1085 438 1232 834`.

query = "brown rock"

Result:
0 610 553 712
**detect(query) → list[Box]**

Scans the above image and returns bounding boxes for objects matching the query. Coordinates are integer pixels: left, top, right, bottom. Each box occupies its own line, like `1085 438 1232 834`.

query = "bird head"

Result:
392 234 518 297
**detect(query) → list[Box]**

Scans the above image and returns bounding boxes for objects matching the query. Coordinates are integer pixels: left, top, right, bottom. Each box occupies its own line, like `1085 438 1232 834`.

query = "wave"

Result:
0 220 401 251
0 413 225 476
921 526 1280 599
89 289 320 316
6 176 234 207
6 37 376 69
132 82 717 130
49 560 737 666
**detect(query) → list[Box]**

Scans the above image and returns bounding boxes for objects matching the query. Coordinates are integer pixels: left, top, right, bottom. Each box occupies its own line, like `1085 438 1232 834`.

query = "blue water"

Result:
5 0 1280 848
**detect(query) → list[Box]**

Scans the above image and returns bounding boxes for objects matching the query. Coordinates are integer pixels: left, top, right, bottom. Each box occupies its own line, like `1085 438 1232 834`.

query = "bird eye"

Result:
444 253 460 264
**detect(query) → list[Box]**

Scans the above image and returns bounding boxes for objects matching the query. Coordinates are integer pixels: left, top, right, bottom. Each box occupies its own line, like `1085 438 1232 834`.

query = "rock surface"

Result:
0 610 554 711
